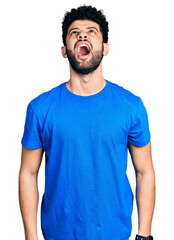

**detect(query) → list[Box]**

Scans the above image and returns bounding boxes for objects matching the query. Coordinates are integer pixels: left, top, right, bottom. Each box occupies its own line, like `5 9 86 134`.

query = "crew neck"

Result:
63 79 109 101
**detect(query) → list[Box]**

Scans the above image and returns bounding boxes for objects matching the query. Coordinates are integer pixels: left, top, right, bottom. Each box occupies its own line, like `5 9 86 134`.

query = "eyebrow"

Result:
68 27 80 35
87 27 99 32
68 26 99 35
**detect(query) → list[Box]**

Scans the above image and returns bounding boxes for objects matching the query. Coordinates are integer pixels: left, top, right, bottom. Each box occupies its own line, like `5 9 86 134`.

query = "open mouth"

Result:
78 44 90 56
76 41 91 57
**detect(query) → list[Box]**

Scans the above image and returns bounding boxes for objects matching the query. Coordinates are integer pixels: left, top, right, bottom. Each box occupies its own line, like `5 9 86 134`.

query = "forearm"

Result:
136 169 155 236
19 171 39 240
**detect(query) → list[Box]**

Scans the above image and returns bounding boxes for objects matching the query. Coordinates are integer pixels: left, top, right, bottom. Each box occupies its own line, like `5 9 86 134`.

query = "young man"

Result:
19 5 155 240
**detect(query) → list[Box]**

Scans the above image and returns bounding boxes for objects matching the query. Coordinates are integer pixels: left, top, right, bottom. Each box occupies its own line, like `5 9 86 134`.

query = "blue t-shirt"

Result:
21 79 151 240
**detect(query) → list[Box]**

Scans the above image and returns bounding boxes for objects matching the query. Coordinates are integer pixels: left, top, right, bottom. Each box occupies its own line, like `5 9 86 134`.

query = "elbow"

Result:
136 166 156 180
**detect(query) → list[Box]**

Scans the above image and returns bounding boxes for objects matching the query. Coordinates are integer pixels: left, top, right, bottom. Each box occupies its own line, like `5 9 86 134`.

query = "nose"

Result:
78 31 87 40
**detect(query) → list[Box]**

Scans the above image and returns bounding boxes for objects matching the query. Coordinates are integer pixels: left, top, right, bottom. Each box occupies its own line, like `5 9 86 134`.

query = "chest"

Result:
41 100 129 149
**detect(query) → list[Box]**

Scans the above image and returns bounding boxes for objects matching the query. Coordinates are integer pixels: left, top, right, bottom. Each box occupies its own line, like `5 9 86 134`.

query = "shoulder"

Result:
27 82 64 116
108 80 141 108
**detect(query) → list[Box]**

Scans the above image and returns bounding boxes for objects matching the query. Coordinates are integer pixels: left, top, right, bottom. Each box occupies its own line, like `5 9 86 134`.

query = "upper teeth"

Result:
78 44 89 52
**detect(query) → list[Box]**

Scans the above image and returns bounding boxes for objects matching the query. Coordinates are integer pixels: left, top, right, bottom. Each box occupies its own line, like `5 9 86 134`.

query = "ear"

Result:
103 43 109 56
61 46 67 58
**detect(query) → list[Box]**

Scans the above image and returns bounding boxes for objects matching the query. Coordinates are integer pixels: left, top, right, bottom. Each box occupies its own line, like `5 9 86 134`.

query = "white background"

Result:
0 0 173 239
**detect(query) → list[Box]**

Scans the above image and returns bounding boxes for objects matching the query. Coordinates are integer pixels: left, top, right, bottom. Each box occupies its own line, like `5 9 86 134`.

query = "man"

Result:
19 5 155 240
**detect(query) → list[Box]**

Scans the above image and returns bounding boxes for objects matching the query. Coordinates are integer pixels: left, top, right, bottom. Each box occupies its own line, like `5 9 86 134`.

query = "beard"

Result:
66 44 104 75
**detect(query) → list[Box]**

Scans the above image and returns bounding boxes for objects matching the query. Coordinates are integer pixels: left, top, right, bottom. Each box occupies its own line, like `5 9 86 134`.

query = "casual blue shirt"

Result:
21 79 151 240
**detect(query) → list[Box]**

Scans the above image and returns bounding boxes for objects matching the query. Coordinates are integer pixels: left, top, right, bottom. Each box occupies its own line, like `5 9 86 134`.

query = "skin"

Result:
61 20 109 96
19 147 44 240
128 141 155 237
18 19 155 240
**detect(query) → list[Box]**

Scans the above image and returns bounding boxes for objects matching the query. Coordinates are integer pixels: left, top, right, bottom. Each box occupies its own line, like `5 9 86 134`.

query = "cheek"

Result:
92 40 103 50
66 37 75 49
67 42 76 51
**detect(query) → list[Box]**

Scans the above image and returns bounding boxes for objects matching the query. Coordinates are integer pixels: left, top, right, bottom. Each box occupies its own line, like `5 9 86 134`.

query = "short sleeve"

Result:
21 102 43 149
128 97 151 146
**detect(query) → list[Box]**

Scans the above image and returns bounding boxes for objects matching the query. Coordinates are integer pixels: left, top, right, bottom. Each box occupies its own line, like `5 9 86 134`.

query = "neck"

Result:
66 62 106 96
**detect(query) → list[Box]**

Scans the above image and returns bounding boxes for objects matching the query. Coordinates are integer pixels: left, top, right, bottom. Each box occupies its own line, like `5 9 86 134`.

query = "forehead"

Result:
68 20 100 31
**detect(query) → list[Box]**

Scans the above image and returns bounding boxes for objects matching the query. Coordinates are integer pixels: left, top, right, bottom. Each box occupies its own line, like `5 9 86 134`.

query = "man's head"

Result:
61 5 109 75
62 5 109 46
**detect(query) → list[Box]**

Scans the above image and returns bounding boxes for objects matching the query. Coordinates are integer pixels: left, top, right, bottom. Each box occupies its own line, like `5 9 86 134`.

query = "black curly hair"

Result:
62 5 109 46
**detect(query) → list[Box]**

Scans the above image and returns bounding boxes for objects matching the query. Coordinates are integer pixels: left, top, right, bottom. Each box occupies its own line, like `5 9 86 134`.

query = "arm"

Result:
18 146 44 240
128 141 156 237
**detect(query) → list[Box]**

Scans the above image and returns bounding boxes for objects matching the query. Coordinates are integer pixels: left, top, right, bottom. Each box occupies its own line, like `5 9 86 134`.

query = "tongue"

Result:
79 46 90 56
